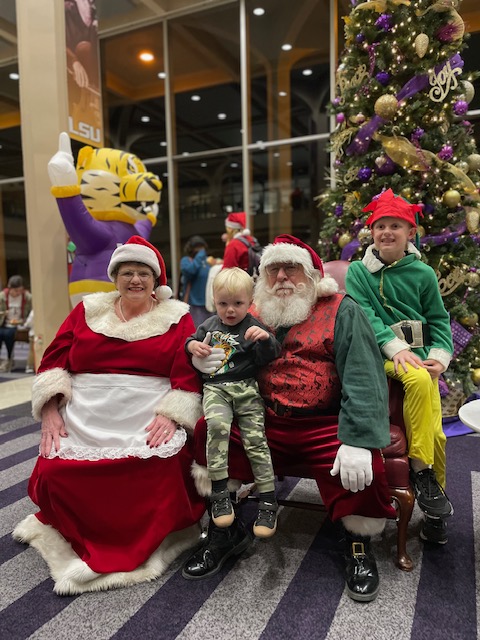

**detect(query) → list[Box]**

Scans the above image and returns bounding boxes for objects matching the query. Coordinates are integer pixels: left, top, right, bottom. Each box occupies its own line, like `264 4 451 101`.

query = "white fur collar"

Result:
362 242 421 273
84 291 190 341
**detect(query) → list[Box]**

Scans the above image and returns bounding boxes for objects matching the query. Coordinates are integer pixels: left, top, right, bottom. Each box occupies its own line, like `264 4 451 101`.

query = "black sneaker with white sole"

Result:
420 517 448 545
410 468 453 519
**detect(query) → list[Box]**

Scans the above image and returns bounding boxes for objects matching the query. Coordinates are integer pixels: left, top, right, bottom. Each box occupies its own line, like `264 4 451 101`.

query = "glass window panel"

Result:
169 4 241 154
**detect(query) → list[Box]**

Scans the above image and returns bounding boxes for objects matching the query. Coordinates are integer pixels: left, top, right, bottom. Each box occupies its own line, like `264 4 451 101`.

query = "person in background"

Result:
222 212 258 271
183 235 396 603
186 267 281 538
346 188 454 545
0 275 33 372
13 236 205 595
180 235 213 327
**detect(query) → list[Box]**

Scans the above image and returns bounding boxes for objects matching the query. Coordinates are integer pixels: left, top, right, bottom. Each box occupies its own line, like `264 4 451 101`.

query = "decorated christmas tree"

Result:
317 0 480 406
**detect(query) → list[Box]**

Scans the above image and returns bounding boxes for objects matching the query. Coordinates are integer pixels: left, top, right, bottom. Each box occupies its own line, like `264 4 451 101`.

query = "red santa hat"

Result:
364 188 423 227
261 234 325 276
225 212 246 229
107 236 173 300
260 234 338 297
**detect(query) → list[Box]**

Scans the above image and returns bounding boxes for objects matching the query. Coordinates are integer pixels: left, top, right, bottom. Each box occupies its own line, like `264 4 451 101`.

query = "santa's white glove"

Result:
330 444 373 493
47 132 78 187
191 332 225 374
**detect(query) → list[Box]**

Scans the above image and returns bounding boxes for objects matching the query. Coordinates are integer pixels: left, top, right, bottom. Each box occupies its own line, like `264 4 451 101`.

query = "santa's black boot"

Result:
344 531 380 602
182 517 251 580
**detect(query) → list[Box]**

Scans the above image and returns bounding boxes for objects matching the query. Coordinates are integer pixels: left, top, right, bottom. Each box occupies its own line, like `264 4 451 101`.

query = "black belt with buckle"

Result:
264 399 318 417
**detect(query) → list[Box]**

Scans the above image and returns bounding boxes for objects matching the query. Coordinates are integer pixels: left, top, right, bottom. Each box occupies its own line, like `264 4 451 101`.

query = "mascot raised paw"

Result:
48 132 162 306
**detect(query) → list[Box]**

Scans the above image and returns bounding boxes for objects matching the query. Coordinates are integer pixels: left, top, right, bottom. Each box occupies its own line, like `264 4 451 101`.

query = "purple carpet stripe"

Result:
0 402 33 418
0 480 29 508
411 436 478 639
0 580 78 640
0 422 38 445
260 519 345 640
0 533 26 563
111 563 237 639
0 447 38 471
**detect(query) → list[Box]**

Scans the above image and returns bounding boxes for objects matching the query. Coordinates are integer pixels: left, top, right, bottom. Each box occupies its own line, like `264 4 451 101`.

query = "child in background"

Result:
346 189 454 545
186 267 281 538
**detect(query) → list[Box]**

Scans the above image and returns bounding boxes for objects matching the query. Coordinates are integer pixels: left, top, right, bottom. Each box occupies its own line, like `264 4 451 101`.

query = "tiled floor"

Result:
0 342 34 409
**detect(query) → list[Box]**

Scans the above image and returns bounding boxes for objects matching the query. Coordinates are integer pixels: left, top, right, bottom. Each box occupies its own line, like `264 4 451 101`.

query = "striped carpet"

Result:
1 402 478 640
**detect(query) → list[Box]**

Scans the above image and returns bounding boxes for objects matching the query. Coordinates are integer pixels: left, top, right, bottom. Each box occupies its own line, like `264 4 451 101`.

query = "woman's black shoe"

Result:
344 532 380 602
182 519 251 580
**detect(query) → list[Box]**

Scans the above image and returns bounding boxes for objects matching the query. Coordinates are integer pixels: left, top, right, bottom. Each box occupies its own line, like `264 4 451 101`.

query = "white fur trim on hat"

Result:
108 244 161 280
260 243 314 272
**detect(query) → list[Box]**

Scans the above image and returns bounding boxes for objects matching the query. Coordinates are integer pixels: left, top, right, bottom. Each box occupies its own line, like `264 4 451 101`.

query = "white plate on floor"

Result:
458 400 480 433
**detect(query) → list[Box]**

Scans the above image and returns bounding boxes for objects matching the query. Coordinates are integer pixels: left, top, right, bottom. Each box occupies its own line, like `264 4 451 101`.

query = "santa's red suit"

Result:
13 291 205 594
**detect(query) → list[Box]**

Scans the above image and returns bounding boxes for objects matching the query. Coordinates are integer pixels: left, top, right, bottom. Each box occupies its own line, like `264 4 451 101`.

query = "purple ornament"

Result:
374 155 396 176
436 23 459 43
356 33 366 44
334 205 344 217
333 96 341 106
375 71 390 86
357 167 372 182
454 100 469 116
411 127 425 143
438 145 453 161
336 112 346 124
375 13 392 31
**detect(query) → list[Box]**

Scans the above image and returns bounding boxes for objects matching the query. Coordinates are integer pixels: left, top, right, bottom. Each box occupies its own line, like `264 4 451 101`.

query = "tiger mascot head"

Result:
76 146 162 225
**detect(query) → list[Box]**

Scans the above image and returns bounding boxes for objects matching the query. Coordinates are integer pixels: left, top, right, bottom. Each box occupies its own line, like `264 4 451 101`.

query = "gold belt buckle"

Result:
352 541 365 557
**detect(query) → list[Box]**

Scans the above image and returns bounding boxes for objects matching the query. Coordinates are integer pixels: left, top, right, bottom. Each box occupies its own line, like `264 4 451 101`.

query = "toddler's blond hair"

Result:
213 267 253 298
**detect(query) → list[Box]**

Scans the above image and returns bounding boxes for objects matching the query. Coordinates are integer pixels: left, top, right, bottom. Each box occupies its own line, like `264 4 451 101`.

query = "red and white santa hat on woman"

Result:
225 212 246 229
260 234 338 297
107 235 173 300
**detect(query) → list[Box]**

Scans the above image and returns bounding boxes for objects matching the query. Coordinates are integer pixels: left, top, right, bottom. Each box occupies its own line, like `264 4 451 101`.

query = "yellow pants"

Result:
384 361 446 488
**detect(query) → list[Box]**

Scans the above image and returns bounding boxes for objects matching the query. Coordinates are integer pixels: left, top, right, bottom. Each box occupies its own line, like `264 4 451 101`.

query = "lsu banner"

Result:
65 0 104 147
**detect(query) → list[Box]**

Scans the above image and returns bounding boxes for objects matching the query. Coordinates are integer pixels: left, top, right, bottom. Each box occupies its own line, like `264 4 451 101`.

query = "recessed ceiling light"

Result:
191 95 201 102
163 173 168 177
158 72 166 79
139 51 154 62
201 162 207 167
141 116 150 123
287 161 293 166
217 113 227 120
253 8 265 16
274 152 280 157
230 163 238 168
182 152 190 156
281 44 292 51
302 69 313 76
9 72 19 80
160 141 167 147
278 91 288 97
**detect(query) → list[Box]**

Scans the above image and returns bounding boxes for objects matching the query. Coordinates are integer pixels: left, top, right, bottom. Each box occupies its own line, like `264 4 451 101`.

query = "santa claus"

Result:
183 234 396 602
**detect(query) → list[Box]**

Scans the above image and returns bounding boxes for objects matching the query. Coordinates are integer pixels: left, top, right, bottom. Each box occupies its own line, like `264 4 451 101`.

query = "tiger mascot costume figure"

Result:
48 132 162 306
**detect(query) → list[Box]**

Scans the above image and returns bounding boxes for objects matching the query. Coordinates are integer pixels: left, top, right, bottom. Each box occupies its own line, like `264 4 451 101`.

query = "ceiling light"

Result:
201 163 207 167
163 173 168 178
9 72 19 80
230 163 238 168
182 152 190 156
302 69 313 76
253 8 265 16
139 51 154 62
158 72 166 79
191 95 201 102
160 141 167 147
141 116 150 123
281 44 292 51
217 113 227 120
278 91 287 97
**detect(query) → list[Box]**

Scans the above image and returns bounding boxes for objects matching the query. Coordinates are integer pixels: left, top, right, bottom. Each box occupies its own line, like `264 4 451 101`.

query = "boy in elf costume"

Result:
346 188 454 544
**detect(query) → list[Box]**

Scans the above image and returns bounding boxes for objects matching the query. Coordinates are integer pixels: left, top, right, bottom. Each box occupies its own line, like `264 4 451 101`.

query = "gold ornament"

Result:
455 161 470 173
443 189 461 208
436 266 465 296
462 80 475 104
416 225 426 237
357 227 372 243
465 207 480 233
414 33 429 58
467 154 480 172
338 232 352 248
464 272 480 288
374 95 398 121
459 313 479 328
472 368 480 386
400 186 413 200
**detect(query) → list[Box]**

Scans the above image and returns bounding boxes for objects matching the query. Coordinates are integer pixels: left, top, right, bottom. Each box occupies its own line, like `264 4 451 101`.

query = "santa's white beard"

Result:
254 278 316 329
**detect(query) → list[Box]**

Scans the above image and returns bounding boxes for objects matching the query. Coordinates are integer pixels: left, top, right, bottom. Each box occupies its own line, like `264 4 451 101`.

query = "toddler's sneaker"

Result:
210 489 234 528
253 500 278 538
